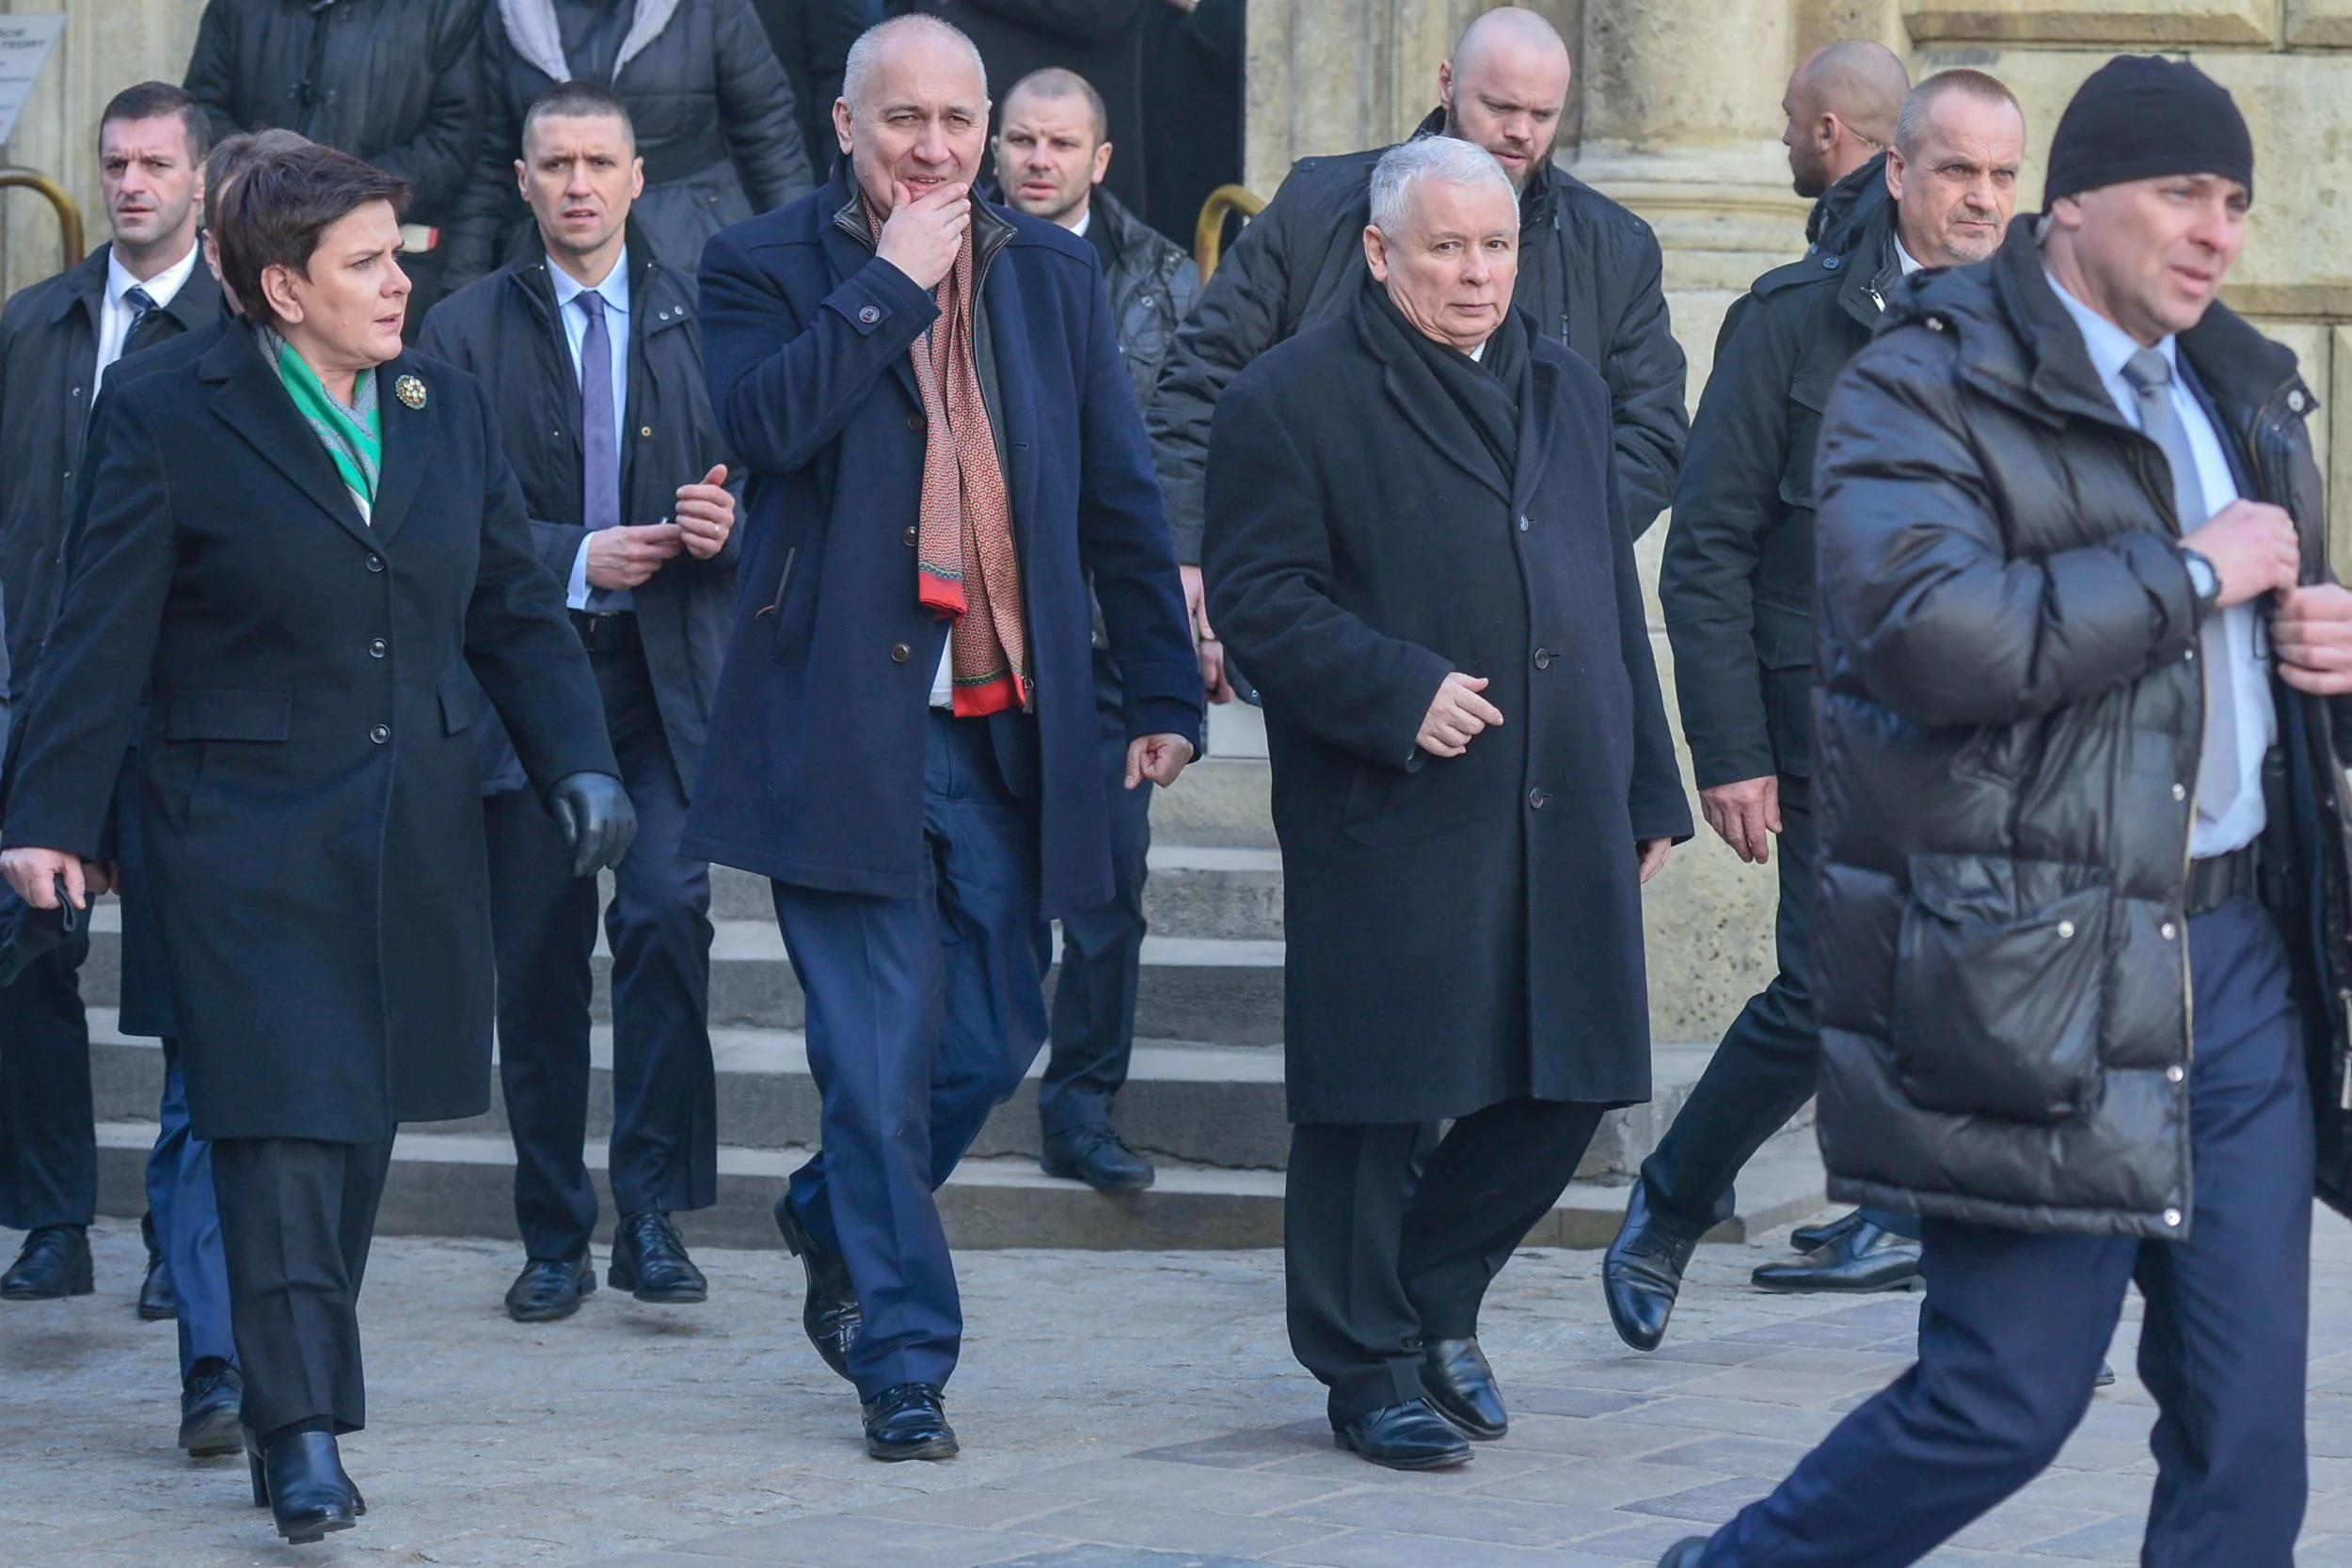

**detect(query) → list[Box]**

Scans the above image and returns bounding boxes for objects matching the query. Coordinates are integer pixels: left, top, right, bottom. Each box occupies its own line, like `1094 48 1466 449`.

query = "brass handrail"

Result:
1194 183 1265 280
0 166 84 273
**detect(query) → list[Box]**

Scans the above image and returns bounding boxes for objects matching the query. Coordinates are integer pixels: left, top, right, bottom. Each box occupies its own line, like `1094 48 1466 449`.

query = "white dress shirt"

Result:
551 247 633 611
95 241 201 389
2049 272 2272 856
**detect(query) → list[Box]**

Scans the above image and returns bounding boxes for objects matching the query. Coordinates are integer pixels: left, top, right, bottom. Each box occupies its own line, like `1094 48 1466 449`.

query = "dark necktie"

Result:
2120 348 2236 819
577 289 622 607
122 284 170 356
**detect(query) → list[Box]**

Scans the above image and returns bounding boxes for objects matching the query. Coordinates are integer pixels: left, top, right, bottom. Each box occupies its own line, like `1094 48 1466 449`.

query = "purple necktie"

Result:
577 289 623 607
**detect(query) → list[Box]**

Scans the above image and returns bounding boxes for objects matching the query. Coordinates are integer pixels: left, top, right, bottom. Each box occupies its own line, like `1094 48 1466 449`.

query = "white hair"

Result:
841 15 988 114
1368 135 1514 235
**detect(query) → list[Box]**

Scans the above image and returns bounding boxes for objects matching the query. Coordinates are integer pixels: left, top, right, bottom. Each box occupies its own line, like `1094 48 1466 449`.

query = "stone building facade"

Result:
3 0 2347 1045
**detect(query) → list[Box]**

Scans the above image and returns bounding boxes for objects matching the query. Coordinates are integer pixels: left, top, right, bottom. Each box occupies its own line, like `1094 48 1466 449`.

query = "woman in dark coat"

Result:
0 144 633 1544
1203 137 1690 1469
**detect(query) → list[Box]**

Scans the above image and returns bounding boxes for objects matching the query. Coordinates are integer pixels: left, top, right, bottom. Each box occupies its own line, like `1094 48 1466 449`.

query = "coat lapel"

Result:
202 327 377 551
1512 354 1561 521
824 191 922 407
978 252 1041 544
369 354 429 544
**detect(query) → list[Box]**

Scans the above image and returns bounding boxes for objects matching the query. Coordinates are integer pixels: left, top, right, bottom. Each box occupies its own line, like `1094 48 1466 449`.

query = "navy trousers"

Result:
145 1039 236 1378
0 934 92 1230
1699 895 2312 1567
487 643 717 1261
772 711 1049 1401
1641 775 1915 1241
1038 652 1153 1138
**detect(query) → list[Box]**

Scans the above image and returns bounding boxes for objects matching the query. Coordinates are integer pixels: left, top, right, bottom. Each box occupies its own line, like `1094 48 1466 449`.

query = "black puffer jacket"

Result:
1094 187 1197 414
445 0 814 288
184 0 486 225
1150 109 1688 560
1811 216 2352 1237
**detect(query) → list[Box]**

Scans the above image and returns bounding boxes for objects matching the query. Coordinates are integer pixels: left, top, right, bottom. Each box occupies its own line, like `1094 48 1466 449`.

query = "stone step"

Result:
87 1114 1830 1251
86 1011 1805 1181
76 906 1288 1043
702 844 1287 941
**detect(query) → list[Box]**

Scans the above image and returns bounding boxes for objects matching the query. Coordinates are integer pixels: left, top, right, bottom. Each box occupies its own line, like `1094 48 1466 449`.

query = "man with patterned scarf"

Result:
691 13 1203 1462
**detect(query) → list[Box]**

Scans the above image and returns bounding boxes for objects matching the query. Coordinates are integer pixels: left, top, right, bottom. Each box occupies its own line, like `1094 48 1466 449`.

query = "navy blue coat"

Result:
690 166 1202 918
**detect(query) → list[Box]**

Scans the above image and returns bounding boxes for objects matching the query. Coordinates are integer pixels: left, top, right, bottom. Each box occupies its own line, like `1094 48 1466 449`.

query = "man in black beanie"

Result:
1655 52 2352 1568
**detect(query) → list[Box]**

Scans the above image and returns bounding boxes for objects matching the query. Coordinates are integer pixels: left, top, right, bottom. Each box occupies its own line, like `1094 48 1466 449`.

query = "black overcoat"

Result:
1202 285 1692 1125
1 328 614 1143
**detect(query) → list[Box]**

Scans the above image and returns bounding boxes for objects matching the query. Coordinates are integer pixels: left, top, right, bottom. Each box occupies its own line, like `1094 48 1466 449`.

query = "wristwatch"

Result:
2181 547 2221 619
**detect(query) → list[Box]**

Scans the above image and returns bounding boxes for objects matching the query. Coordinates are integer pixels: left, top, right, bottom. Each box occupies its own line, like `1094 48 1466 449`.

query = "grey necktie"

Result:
577 289 622 608
121 285 166 356
2120 348 2235 820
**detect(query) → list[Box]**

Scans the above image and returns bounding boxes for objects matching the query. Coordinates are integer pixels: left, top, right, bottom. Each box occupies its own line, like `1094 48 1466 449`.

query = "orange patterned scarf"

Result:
866 192 1030 717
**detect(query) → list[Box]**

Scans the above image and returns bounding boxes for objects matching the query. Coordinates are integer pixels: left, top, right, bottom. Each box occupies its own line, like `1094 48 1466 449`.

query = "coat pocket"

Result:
164 689 292 742
755 543 810 667
437 674 476 736
1339 761 1393 847
1889 856 2111 1124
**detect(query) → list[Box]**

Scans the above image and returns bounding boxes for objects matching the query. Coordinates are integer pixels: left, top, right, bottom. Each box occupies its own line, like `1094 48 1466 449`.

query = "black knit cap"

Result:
2044 55 2253 205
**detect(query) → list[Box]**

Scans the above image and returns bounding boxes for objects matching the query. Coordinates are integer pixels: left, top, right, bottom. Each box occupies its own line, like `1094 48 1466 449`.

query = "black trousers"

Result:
1287 1096 1608 1424
487 642 716 1261
1638 775 1914 1241
1038 652 1154 1137
0 932 93 1230
210 1136 392 1437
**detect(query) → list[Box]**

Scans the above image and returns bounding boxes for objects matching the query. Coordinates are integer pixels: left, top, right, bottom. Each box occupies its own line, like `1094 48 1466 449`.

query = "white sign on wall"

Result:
0 14 67 150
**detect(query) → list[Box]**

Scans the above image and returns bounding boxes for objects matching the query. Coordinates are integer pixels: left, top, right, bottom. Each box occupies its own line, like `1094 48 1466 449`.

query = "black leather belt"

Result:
2185 843 2259 915
570 610 639 654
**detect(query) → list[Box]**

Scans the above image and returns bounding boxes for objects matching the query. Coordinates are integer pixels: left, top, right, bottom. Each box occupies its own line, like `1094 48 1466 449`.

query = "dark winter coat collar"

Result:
1807 151 1891 251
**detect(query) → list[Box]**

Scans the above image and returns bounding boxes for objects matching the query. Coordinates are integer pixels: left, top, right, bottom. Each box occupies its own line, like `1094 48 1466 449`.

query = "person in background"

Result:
1780 38 1908 251
422 81 739 1324
1140 0 1241 249
446 0 814 288
750 0 881 183
993 64 1199 1193
183 0 485 327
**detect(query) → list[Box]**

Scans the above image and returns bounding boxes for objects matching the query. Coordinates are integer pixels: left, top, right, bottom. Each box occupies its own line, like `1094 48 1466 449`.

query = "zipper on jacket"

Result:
755 545 797 620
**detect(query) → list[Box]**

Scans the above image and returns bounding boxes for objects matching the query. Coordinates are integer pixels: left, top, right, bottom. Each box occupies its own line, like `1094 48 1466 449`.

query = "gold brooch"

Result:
394 374 427 410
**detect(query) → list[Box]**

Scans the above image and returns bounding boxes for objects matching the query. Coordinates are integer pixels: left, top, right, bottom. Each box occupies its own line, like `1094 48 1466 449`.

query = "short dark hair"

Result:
1002 67 1107 145
202 128 310 233
522 80 638 155
100 81 212 166
215 142 408 329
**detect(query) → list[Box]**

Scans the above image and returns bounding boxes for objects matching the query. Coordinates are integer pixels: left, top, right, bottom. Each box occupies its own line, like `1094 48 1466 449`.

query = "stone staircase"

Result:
80 713 1829 1252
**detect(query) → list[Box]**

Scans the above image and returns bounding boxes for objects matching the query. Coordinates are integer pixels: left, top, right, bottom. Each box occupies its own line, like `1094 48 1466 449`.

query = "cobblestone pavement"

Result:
8 1213 2352 1567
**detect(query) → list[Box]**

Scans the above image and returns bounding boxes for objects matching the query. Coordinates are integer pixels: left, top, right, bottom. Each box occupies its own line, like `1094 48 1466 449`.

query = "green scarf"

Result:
263 325 382 520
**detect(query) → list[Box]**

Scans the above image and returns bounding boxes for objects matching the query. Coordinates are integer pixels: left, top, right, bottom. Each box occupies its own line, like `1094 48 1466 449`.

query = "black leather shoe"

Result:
608 1212 707 1304
255 1429 358 1544
2095 1360 2117 1388
138 1212 177 1321
1603 1185 1697 1353
1751 1219 1922 1293
1659 1540 1709 1567
1041 1124 1156 1192
505 1255 595 1323
1 1224 92 1301
246 1429 364 1515
1422 1337 1507 1439
179 1360 244 1456
1333 1399 1472 1470
774 1193 861 1381
1788 1210 1864 1255
862 1382 958 1461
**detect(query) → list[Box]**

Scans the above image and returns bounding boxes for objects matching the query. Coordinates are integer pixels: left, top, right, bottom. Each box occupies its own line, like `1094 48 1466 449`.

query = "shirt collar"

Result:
106 239 201 312
2046 268 2174 388
550 244 631 316
1893 235 1924 276
1067 206 1091 238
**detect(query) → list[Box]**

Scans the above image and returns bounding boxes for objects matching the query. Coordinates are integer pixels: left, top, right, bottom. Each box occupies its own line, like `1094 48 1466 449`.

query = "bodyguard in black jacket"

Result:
446 0 815 288
1152 8 1686 564
422 83 738 1323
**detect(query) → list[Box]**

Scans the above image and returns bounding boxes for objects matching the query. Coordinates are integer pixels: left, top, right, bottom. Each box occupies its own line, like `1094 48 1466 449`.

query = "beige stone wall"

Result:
0 0 199 300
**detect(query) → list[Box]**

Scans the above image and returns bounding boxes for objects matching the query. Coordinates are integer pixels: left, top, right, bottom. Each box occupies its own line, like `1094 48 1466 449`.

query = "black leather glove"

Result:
548 771 637 878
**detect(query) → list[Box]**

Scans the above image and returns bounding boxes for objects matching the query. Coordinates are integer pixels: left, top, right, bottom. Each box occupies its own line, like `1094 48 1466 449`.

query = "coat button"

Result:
901 526 918 546
2184 646 2197 663
2166 1064 2185 1084
1518 515 1532 531
2162 1207 2183 1227
1527 787 1549 810
1821 254 1841 271
908 413 925 431
858 305 882 325
368 638 386 658
2057 920 2076 940
369 723 389 744
2172 783 2186 801
2290 389 2308 412
2160 921 2178 941
1533 648 1553 670
366 553 385 573
889 641 912 663
640 425 652 438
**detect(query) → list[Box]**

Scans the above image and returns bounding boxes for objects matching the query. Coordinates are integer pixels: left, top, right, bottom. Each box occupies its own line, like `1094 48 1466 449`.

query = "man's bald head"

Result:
1438 7 1572 191
1782 39 1909 198
834 15 991 214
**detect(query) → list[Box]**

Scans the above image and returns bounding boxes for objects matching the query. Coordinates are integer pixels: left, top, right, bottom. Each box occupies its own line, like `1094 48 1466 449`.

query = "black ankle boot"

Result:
253 1426 360 1543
